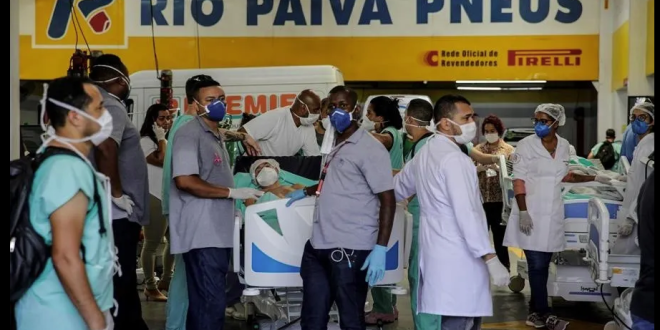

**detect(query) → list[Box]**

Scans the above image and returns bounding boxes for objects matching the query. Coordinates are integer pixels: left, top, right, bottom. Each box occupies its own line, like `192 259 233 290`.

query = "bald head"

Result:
296 89 321 114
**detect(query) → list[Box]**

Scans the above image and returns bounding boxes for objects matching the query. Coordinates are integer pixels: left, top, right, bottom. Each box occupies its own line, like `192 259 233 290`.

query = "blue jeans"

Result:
300 241 371 330
183 248 231 330
524 250 553 315
632 315 655 330
441 316 482 330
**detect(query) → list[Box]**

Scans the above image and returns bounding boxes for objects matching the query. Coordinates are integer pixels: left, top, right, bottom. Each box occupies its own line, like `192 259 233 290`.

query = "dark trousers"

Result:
183 247 231 330
300 241 371 330
483 202 510 270
112 219 148 330
524 250 554 315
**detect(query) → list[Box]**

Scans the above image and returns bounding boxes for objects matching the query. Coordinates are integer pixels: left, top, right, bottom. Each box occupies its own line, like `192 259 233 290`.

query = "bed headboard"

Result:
234 156 323 181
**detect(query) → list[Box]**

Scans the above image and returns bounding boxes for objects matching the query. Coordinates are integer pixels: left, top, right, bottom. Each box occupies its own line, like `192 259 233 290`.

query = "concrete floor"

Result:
141 249 613 330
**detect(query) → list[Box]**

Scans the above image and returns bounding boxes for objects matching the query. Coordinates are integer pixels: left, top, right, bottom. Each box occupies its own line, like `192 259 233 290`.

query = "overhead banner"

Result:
19 0 599 81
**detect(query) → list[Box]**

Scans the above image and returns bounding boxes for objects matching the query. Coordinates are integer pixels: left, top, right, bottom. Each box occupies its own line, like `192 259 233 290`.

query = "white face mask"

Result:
40 86 114 147
294 97 319 126
485 133 499 144
361 119 376 132
321 117 331 130
256 167 279 187
438 119 477 145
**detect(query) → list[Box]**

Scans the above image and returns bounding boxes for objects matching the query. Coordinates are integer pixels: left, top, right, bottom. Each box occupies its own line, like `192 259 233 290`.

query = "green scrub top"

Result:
383 126 404 170
16 155 115 330
162 114 195 215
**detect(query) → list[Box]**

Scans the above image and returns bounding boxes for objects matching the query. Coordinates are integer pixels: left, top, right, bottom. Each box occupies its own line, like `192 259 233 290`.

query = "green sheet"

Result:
234 170 318 235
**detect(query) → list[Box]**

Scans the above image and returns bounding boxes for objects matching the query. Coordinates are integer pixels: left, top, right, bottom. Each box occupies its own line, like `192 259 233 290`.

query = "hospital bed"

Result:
498 155 627 302
585 197 640 330
231 156 410 328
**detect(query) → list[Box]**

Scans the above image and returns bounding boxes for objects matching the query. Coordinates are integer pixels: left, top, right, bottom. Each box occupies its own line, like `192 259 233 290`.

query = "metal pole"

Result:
10 0 20 160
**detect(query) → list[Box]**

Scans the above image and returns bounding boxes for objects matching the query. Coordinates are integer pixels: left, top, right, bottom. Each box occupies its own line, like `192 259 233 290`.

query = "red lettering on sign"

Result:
226 95 242 116
508 49 582 67
245 95 268 114
280 94 295 109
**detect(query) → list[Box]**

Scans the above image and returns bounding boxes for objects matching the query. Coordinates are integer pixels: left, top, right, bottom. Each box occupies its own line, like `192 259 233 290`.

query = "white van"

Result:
128 65 344 129
359 94 433 130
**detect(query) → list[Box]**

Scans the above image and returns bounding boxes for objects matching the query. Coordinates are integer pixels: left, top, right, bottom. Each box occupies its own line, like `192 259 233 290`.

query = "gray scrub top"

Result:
168 116 235 254
311 128 394 250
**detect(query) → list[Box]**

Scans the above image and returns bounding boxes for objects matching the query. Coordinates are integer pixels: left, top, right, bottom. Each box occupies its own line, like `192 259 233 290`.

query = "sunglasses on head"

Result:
190 74 213 82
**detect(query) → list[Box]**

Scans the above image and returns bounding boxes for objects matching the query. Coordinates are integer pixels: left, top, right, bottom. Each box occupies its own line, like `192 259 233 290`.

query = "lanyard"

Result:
316 142 349 195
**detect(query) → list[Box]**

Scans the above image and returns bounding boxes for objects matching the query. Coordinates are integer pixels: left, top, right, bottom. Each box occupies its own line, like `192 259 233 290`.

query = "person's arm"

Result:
443 153 496 259
220 128 261 156
361 147 396 244
238 111 277 142
393 157 417 202
171 133 231 199
562 172 595 183
140 137 164 167
470 147 499 165
95 104 127 197
370 131 394 150
50 191 106 330
512 145 529 211
587 152 595 159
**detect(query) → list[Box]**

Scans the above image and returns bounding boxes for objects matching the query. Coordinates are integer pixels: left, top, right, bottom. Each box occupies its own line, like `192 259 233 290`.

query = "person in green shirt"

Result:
363 96 404 324
587 128 622 171
401 99 441 330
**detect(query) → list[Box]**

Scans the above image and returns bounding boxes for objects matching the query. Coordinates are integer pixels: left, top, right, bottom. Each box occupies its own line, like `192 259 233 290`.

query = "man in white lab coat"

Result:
393 95 510 330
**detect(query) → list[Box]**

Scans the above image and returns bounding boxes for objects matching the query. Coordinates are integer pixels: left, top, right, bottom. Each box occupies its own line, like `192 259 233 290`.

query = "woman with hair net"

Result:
503 104 611 330
612 101 654 256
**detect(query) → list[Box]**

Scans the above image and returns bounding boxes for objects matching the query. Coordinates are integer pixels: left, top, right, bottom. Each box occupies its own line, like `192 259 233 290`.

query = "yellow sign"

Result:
19 34 599 82
646 0 655 76
20 0 599 82
612 21 630 91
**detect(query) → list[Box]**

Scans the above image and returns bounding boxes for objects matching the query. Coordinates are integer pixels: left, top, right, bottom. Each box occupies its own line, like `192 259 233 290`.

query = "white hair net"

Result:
535 103 566 126
249 159 280 183
630 101 655 121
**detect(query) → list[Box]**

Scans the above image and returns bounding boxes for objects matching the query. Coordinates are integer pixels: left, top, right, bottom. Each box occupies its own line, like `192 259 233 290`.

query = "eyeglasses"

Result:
630 114 651 122
531 118 554 125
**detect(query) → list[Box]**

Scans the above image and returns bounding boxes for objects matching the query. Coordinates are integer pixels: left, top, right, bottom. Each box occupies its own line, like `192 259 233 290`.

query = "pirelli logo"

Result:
507 49 582 67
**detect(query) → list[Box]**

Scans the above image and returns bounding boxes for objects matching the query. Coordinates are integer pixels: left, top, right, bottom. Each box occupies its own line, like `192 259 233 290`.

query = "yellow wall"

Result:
612 21 630 90
646 0 655 76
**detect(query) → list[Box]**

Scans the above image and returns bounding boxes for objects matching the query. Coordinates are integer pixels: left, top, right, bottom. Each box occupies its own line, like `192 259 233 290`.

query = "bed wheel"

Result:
603 321 619 330
508 275 525 293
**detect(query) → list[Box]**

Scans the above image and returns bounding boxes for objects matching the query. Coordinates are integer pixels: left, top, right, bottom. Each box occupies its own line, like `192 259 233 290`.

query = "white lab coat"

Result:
503 134 570 253
612 132 654 255
393 135 495 317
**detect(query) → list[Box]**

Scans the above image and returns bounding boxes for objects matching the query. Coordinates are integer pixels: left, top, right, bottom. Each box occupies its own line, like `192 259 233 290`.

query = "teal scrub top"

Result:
162 114 195 215
383 126 404 170
16 155 114 330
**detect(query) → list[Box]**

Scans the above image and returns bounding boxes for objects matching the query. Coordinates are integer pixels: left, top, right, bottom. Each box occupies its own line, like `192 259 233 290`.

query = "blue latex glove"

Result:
285 189 306 207
360 244 387 286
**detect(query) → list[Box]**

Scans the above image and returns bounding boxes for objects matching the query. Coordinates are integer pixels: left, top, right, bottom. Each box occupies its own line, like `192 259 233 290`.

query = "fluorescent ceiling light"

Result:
457 86 502 91
456 80 547 84
457 86 543 91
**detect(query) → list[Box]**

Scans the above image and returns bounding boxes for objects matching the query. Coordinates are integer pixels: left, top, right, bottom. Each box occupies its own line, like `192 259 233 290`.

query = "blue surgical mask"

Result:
199 100 226 122
534 122 551 138
329 108 354 133
631 119 650 135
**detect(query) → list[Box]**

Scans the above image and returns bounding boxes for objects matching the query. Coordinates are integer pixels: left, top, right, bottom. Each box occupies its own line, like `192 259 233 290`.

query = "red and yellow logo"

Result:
34 0 125 48
507 49 582 67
